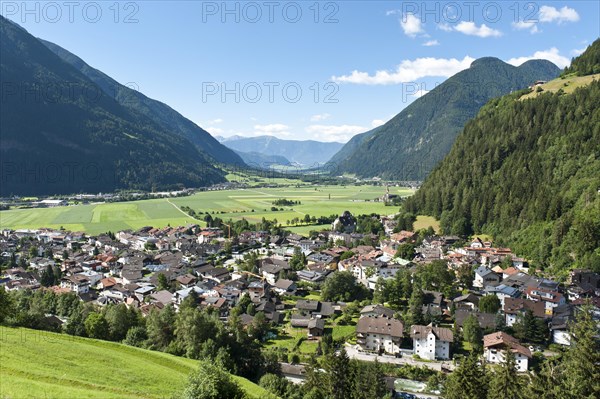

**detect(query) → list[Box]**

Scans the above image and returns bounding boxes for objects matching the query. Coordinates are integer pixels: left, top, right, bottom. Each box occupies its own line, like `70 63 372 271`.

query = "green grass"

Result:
519 73 600 100
0 185 411 235
413 215 441 233
0 326 269 399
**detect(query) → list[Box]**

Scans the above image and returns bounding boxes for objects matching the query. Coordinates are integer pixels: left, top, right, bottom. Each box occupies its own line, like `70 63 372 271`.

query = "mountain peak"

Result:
470 57 505 68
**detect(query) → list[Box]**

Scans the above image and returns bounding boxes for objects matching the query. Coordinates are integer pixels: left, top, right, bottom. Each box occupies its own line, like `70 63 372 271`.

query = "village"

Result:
1 209 599 394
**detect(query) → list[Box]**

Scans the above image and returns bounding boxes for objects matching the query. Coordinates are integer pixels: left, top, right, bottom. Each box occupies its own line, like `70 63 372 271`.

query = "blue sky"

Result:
3 1 599 142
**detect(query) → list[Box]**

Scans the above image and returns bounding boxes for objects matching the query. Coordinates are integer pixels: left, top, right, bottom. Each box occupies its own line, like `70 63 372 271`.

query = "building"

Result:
483 332 531 372
473 266 501 288
356 316 404 355
410 324 453 360
525 287 566 316
503 297 546 327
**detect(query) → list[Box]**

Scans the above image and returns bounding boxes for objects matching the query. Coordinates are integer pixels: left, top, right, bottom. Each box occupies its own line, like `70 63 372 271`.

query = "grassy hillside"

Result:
0 185 412 234
0 326 268 399
519 73 599 100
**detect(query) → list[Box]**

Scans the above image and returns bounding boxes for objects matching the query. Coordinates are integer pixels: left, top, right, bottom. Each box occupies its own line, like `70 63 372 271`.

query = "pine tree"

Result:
444 353 488 399
487 350 523 399
406 288 424 326
557 304 600 398
325 349 352 399
463 314 483 352
524 359 561 399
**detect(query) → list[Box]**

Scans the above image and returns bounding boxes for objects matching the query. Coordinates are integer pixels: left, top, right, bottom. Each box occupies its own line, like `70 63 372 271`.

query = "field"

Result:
519 73 600 100
0 326 269 399
0 185 415 235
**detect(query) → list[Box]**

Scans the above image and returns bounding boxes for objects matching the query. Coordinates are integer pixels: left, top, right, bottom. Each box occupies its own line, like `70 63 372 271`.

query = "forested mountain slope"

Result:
405 44 600 275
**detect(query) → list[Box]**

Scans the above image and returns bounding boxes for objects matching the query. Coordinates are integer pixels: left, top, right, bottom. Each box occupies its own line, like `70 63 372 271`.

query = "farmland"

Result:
0 326 269 399
0 185 415 235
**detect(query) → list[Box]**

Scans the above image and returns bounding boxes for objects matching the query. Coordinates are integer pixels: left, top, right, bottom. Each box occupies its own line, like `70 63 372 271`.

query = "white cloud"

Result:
371 119 385 128
571 47 586 56
332 55 475 85
423 39 440 46
254 123 291 136
512 20 540 34
208 118 223 124
400 13 424 37
386 9 399 16
310 113 331 122
205 126 224 135
454 21 502 37
506 47 570 68
306 124 366 142
539 5 579 23
438 23 453 32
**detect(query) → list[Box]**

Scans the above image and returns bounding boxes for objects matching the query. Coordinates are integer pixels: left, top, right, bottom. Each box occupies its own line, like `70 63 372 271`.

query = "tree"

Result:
351 359 388 399
444 353 488 399
0 286 14 323
406 288 424 326
513 309 547 344
146 305 176 350
479 295 501 314
487 350 523 399
179 360 245 399
325 349 352 399
259 373 289 398
105 304 137 341
416 260 455 296
463 314 483 352
157 273 169 291
123 326 147 347
321 271 369 302
40 264 55 287
557 304 600 398
395 243 415 260
84 312 110 340
289 246 306 271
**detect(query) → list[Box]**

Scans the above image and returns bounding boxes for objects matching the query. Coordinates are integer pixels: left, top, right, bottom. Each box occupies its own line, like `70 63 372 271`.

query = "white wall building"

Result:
410 324 453 361
483 332 531 372
356 316 403 355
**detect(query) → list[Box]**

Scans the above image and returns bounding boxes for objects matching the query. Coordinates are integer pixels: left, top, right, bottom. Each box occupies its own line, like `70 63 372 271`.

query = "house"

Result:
60 275 90 294
549 304 574 346
410 324 453 360
525 287 565 316
272 279 297 295
484 284 521 307
308 318 325 338
452 293 481 311
474 266 501 288
454 309 497 330
360 304 395 319
260 258 290 284
503 297 546 327
356 316 404 354
483 332 531 372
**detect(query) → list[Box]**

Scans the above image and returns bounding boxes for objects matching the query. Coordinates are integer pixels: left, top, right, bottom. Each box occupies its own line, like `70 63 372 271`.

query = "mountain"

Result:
329 57 561 180
39 39 243 166
405 43 600 276
563 38 600 76
233 150 291 168
0 17 228 195
218 135 344 166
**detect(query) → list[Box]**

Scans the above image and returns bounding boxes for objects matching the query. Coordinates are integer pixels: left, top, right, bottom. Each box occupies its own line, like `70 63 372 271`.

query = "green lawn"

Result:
519 73 600 100
0 326 269 399
413 215 441 233
0 185 411 235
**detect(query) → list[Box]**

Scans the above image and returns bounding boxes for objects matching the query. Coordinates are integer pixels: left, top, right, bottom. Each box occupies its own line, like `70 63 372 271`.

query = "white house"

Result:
356 316 403 355
483 332 531 372
410 324 453 360
526 287 565 316
473 266 501 288
60 275 90 294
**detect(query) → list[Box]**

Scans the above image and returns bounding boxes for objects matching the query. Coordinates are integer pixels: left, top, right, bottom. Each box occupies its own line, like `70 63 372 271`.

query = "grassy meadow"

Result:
0 326 269 399
519 73 600 100
0 185 415 235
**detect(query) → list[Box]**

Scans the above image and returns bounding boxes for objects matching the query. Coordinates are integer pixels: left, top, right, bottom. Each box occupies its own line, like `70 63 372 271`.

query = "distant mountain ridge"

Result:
218 135 344 166
329 57 561 180
0 17 232 195
233 150 291 168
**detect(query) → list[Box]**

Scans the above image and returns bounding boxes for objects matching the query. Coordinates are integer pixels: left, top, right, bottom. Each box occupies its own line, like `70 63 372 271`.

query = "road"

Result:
344 344 455 372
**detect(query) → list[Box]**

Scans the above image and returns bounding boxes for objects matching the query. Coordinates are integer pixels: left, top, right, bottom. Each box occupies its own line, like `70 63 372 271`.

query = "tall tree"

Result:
487 350 523 399
444 353 489 399
463 314 483 352
557 304 600 398
179 360 245 399
325 349 352 399
479 295 501 313
406 288 424 326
